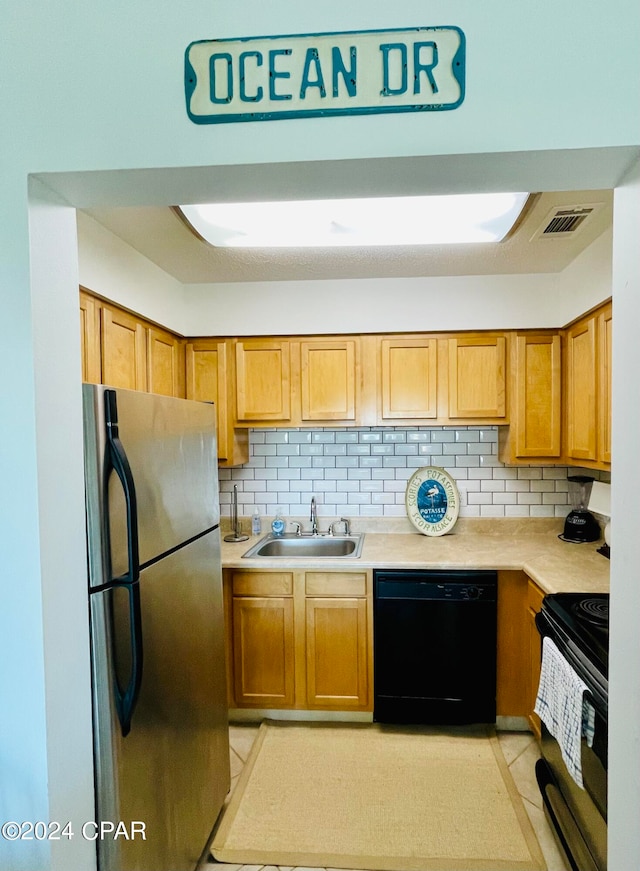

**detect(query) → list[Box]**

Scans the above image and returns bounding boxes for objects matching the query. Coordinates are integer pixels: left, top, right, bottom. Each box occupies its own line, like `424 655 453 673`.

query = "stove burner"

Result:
572 597 609 627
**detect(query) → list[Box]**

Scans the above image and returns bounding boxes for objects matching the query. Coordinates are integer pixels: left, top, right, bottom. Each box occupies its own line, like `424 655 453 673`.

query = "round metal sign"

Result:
405 466 460 536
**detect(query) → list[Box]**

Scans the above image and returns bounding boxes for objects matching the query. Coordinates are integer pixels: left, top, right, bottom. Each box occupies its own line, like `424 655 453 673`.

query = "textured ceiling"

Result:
83 189 613 284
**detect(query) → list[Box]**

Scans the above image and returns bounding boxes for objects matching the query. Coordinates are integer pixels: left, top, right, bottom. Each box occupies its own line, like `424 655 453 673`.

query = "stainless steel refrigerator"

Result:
82 384 230 871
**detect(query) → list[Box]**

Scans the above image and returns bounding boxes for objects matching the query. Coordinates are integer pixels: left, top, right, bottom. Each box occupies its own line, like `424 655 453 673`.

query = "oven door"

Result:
535 608 608 871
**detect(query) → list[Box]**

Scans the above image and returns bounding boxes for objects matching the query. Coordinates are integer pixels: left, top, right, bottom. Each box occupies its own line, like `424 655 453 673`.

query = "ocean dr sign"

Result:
185 26 465 124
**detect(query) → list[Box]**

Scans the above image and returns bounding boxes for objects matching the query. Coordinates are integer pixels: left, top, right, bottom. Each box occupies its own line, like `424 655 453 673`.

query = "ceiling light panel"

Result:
179 192 529 248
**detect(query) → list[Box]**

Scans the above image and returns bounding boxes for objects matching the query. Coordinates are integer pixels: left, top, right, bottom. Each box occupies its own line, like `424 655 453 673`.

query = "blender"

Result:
559 475 601 543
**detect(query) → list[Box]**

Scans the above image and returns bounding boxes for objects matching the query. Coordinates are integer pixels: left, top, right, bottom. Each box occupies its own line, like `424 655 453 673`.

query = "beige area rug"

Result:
212 721 546 871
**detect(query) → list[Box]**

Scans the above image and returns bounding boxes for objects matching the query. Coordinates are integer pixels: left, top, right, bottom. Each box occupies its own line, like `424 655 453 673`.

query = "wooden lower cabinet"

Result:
496 571 530 718
527 578 546 738
227 569 372 712
495 570 545 736
306 597 368 708
232 596 295 707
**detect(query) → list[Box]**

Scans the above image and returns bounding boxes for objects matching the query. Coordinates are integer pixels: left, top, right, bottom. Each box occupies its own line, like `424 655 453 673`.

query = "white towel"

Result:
534 635 591 788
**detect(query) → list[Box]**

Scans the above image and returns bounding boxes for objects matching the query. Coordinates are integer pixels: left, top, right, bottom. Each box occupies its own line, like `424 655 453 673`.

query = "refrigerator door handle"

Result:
104 389 143 736
104 389 140 585
111 580 144 737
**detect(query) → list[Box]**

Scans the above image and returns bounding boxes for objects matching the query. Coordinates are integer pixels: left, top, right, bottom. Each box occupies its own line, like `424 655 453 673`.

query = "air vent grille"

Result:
542 208 592 235
530 202 603 241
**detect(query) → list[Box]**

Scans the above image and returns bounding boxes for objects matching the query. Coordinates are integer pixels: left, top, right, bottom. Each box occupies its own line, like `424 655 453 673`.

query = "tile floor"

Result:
204 723 570 871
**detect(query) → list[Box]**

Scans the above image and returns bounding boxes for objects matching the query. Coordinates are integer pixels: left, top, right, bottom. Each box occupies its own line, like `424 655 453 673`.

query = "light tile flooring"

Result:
204 723 571 871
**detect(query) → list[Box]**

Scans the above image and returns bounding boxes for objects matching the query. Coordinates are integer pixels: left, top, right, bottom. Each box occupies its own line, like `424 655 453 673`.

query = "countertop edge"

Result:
221 531 610 596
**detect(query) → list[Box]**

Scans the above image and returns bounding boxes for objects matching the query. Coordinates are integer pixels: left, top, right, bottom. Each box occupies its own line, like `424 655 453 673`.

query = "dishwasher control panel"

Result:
374 570 497 603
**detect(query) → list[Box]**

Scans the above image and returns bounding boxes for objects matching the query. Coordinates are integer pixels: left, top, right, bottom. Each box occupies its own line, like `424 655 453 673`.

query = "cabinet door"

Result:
496 571 530 718
300 339 358 422
147 326 184 397
566 316 597 461
448 335 507 419
186 339 249 465
380 337 438 419
79 291 101 383
513 334 561 457
527 580 545 738
235 340 291 422
232 596 295 707
598 304 612 464
305 597 369 708
101 304 147 391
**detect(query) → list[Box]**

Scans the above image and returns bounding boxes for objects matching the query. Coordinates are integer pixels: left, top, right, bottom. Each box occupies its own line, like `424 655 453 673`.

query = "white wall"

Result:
552 228 613 324
77 212 187 332
79 216 613 337
608 157 640 870
1 3 639 869
181 233 611 334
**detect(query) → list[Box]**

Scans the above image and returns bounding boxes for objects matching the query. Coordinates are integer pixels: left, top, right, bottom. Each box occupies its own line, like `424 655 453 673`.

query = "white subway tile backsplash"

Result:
220 427 596 522
383 456 407 468
265 431 289 444
324 444 348 455
371 444 395 455
455 430 480 442
517 467 543 479
407 432 431 443
335 431 359 443
431 431 456 442
481 505 505 517
359 432 383 443
517 492 542 504
480 480 506 492
300 444 325 456
383 431 407 443
312 431 335 443
347 444 372 455
454 456 481 467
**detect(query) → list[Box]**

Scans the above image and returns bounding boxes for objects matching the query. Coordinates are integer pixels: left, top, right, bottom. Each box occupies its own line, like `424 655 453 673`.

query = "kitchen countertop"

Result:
220 519 610 595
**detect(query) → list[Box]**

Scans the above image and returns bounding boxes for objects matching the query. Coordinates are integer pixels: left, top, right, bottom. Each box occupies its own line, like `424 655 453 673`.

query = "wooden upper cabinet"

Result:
448 335 507 419
147 326 184 397
300 339 358 422
235 339 291 422
100 304 147 391
598 303 612 464
79 290 101 383
380 337 438 420
513 334 561 457
186 339 234 464
565 315 598 461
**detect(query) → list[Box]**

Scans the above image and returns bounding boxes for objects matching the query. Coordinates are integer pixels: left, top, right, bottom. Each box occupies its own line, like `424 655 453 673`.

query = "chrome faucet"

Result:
328 517 351 536
310 496 319 535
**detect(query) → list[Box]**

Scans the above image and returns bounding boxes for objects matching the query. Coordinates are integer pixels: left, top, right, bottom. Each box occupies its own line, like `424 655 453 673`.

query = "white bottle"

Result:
251 507 262 536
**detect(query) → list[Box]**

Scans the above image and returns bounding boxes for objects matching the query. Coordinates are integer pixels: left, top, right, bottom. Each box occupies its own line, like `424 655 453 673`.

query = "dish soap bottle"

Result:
271 508 286 537
251 507 262 536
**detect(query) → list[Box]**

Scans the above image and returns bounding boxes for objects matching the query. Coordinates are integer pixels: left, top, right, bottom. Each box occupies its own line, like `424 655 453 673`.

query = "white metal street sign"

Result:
185 26 465 124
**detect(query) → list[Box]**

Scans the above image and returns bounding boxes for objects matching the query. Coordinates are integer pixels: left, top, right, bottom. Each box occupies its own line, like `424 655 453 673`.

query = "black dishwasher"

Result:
373 569 497 725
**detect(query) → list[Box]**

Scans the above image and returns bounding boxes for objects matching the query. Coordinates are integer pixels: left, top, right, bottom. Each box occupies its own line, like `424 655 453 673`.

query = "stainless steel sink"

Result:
242 532 364 559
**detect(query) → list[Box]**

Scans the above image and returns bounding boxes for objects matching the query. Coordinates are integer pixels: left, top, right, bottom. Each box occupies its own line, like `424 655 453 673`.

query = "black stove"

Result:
541 592 609 678
535 591 609 871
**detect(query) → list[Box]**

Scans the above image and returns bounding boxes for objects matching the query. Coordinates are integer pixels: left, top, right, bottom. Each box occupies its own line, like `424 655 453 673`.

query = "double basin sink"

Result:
242 532 364 559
